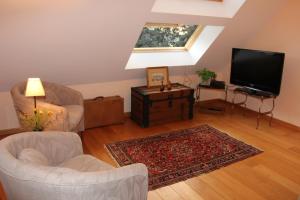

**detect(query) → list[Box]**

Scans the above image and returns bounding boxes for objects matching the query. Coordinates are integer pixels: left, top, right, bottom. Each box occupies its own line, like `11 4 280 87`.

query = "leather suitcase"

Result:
84 96 125 129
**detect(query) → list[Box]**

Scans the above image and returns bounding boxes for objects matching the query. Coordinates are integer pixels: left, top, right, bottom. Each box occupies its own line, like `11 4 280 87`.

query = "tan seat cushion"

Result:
60 154 114 172
64 105 84 131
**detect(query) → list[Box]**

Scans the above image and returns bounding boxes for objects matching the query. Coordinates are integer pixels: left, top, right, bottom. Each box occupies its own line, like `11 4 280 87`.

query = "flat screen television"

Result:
230 48 285 96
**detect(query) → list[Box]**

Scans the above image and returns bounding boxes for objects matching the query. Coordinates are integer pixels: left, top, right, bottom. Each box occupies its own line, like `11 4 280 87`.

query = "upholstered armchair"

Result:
0 132 148 200
10 81 84 132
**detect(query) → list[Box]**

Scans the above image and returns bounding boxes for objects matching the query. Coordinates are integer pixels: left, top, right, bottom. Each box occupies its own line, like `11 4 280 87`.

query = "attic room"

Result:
0 0 299 199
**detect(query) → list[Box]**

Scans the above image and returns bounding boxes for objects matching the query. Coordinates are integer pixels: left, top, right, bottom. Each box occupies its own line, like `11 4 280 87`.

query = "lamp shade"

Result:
25 78 45 97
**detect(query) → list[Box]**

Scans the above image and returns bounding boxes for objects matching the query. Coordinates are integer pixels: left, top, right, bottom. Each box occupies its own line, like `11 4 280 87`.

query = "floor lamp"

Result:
25 78 45 116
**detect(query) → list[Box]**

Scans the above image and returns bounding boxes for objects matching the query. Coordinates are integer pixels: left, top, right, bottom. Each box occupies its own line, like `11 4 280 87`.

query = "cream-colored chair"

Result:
0 132 148 200
10 81 84 132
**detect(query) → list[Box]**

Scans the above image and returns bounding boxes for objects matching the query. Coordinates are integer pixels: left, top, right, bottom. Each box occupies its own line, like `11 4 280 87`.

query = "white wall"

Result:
0 0 291 129
0 92 19 130
0 0 155 90
223 0 300 127
0 0 286 91
152 0 246 18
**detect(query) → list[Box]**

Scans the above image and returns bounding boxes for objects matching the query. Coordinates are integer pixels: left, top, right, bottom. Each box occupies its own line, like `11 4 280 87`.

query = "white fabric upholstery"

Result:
60 154 113 172
18 148 49 166
63 105 84 132
0 132 148 200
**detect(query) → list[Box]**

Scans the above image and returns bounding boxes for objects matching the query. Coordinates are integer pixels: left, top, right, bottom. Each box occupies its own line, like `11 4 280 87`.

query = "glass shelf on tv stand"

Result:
231 87 276 129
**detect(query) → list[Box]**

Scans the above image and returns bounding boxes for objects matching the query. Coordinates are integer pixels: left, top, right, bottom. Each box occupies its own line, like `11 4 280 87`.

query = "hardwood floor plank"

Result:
289 146 300 155
148 191 164 200
253 165 300 194
156 186 184 200
252 152 300 184
208 169 266 200
198 173 241 200
185 177 226 200
223 163 297 200
170 182 205 200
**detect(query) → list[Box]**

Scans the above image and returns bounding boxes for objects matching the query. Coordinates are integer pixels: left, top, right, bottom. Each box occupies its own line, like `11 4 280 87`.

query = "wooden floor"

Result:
1 105 300 200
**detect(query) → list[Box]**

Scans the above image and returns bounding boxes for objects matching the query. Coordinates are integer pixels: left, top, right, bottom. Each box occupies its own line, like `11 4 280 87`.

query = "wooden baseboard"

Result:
2 102 299 135
270 117 300 131
195 99 222 106
212 99 300 132
124 112 131 118
0 127 25 136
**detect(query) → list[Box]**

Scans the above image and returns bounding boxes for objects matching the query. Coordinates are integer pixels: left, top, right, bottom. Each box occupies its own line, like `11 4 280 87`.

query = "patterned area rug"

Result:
105 124 262 190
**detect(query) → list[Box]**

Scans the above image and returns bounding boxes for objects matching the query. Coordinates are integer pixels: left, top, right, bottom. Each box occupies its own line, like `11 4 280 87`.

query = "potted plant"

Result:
196 68 216 86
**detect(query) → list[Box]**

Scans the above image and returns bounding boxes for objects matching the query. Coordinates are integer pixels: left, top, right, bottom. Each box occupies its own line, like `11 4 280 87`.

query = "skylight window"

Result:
134 23 203 52
126 25 224 69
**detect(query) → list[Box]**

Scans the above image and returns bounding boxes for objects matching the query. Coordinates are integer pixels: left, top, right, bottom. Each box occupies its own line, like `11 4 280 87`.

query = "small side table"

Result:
195 84 228 113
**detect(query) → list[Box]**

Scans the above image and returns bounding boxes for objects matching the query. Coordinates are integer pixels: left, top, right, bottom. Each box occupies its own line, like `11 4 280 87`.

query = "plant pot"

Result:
32 126 44 131
200 79 211 86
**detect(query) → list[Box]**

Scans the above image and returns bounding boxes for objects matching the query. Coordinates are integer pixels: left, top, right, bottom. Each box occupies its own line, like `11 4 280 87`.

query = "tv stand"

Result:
235 87 274 98
231 87 276 129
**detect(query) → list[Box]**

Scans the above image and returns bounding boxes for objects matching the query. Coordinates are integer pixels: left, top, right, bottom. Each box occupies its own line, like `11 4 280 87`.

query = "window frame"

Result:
133 23 204 53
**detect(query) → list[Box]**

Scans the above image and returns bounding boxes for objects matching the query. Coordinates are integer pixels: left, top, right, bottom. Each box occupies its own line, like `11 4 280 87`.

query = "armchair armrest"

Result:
60 87 83 106
0 132 83 168
66 88 83 106
42 81 83 106
46 163 148 200
92 163 148 184
92 163 148 200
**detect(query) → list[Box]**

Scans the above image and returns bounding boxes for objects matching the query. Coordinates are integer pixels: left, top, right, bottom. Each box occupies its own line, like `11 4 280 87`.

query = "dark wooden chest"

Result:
131 83 194 127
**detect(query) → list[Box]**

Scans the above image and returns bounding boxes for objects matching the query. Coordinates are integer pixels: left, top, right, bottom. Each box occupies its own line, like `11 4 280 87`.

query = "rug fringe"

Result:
103 144 121 167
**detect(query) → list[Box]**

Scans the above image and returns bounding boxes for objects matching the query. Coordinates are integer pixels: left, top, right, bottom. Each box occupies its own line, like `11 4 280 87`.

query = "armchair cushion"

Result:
64 105 84 131
60 154 113 172
18 148 49 166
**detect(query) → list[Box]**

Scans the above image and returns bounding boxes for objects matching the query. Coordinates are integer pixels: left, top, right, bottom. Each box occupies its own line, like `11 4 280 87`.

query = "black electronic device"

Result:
230 48 285 96
210 80 225 89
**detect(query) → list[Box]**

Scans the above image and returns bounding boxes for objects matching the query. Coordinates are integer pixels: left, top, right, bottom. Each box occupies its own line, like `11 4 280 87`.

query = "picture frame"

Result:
146 67 169 88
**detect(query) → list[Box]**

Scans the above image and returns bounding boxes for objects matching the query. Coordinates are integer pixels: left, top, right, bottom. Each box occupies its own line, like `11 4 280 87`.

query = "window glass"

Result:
135 24 199 49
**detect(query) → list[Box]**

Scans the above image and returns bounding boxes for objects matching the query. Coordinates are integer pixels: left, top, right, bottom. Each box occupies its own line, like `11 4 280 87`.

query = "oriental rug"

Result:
105 124 262 190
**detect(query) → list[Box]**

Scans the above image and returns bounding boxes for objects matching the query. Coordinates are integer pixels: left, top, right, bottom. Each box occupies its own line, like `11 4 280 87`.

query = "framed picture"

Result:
146 67 169 88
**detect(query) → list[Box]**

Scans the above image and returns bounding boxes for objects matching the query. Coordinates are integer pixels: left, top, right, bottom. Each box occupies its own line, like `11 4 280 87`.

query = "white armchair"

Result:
0 132 148 200
10 81 84 132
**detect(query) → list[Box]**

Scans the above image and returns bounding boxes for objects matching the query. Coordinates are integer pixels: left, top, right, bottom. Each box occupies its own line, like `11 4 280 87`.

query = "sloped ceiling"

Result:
0 0 286 91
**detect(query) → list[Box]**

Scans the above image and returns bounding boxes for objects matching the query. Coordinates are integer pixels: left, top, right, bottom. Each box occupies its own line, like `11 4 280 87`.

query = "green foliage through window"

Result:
135 24 198 48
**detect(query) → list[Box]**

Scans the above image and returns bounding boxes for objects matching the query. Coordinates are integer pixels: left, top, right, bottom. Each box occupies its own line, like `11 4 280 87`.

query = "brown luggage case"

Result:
84 96 125 129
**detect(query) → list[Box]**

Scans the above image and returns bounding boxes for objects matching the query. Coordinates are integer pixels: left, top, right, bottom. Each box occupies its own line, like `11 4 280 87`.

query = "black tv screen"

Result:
230 48 285 96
